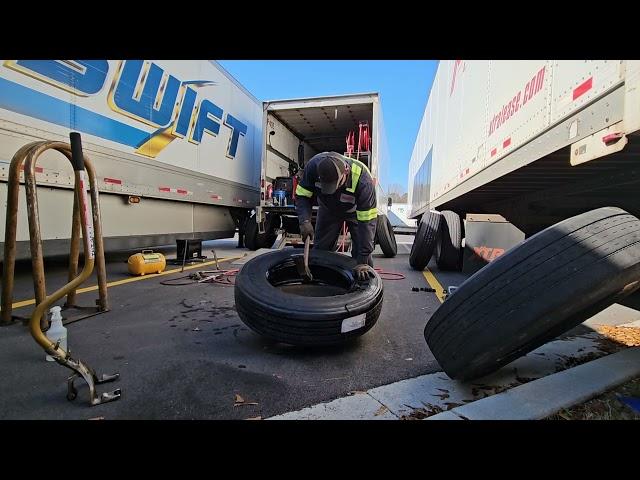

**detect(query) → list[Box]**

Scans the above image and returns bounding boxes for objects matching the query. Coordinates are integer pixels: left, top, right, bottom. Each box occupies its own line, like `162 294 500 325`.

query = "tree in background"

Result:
387 183 408 203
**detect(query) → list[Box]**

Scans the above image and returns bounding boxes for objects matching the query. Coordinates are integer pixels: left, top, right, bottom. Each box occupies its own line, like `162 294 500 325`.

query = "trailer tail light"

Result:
261 178 265 188
602 132 624 145
261 192 265 200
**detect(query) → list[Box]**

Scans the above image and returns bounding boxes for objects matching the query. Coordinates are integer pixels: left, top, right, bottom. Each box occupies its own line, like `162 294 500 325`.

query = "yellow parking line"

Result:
422 268 447 303
3 254 245 311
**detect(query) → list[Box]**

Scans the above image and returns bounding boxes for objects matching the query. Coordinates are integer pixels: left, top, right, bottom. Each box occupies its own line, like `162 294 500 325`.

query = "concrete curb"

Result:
427 347 640 420
267 332 611 420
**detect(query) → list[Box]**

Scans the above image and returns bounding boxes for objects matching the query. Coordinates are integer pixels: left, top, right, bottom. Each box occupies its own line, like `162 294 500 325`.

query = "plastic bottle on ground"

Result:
45 306 67 362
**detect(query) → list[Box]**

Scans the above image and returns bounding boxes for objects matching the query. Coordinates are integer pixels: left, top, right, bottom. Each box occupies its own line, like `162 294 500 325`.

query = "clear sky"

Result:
218 60 438 195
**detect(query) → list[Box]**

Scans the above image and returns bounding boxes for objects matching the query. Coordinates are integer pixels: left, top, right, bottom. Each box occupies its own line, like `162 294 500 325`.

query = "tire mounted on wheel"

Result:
376 214 397 257
409 211 441 270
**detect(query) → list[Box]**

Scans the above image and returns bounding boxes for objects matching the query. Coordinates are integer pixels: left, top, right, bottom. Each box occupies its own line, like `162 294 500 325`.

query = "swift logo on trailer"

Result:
1 60 248 159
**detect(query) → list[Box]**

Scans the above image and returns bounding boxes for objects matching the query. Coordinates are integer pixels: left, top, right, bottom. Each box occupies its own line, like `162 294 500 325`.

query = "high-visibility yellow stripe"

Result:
347 163 361 193
352 158 371 175
295 184 313 197
1 255 244 312
356 208 378 222
422 269 446 303
346 159 370 193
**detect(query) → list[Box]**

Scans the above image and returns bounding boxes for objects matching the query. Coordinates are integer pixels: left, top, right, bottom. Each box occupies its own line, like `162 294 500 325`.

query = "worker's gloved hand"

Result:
353 264 376 281
300 220 314 241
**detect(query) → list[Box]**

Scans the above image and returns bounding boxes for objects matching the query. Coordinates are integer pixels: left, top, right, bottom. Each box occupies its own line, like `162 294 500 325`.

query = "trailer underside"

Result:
434 135 640 235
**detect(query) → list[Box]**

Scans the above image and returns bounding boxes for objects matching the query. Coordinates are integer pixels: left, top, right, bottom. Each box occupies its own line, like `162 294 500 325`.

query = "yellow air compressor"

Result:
127 250 166 276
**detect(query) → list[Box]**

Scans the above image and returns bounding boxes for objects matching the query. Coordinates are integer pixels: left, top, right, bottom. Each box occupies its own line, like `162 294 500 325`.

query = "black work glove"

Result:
300 220 314 241
353 264 376 281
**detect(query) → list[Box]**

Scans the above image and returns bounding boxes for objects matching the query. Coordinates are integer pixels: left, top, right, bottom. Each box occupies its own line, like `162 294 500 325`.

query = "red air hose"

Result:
374 268 405 281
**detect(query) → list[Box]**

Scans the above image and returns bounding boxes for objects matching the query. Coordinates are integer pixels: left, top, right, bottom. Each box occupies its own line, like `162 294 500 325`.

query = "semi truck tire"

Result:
376 214 397 257
235 249 384 346
424 207 640 381
245 213 278 250
435 210 462 271
409 211 441 270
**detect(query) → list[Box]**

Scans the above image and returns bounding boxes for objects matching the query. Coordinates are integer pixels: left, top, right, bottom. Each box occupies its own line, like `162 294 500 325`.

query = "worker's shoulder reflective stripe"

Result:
346 159 371 193
352 158 371 176
356 207 378 222
295 184 313 197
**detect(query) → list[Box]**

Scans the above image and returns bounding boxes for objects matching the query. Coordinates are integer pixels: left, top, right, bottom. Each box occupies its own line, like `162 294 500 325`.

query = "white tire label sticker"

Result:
341 314 366 333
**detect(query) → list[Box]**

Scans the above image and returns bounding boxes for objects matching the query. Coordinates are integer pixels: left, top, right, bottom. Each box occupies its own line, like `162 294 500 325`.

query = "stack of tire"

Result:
409 210 463 271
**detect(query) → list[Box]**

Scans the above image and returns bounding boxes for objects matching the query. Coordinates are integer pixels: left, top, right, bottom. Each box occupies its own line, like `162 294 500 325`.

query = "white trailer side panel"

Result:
430 66 447 208
436 60 492 202
0 60 262 207
407 87 433 214
485 61 551 170
0 60 261 256
409 60 629 219
551 60 623 123
374 97 390 216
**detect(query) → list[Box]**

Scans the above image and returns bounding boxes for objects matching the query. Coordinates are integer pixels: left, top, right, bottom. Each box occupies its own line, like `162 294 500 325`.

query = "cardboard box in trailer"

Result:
251 93 392 247
0 60 263 259
408 60 640 236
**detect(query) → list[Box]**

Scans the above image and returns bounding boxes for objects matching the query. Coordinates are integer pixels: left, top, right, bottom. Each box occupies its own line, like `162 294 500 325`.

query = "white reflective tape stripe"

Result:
158 187 192 195
78 171 95 259
20 166 44 173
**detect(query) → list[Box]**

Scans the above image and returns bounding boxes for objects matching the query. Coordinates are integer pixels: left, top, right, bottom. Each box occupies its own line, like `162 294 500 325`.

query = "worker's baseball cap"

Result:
316 153 347 194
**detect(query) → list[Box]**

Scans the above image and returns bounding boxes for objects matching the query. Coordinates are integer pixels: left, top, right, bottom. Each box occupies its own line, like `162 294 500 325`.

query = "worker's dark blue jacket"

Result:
295 154 378 265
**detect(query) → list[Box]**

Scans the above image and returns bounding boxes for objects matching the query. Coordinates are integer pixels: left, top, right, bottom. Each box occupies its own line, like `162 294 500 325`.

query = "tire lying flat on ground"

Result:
424 207 640 381
235 249 384 346
376 214 398 257
409 211 441 270
435 210 462 271
245 213 278 250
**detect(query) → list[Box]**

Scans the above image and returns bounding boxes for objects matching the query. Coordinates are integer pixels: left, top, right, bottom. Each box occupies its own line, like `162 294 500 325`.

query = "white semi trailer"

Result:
409 61 640 381
0 60 263 259
408 60 640 270
249 93 397 257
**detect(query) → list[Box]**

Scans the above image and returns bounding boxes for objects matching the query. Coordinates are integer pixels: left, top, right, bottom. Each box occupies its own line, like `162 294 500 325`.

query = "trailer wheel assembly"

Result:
424 207 640 381
409 211 441 270
376 214 397 257
434 210 463 271
234 249 384 346
245 213 279 250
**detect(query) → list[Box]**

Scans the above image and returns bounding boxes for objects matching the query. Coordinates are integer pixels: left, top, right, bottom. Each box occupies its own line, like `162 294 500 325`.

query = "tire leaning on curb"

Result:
424 207 640 381
234 249 384 346
376 214 397 257
409 211 441 270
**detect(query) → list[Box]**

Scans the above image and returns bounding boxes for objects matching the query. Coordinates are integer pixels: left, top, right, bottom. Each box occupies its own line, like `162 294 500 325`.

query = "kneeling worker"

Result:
295 152 377 281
